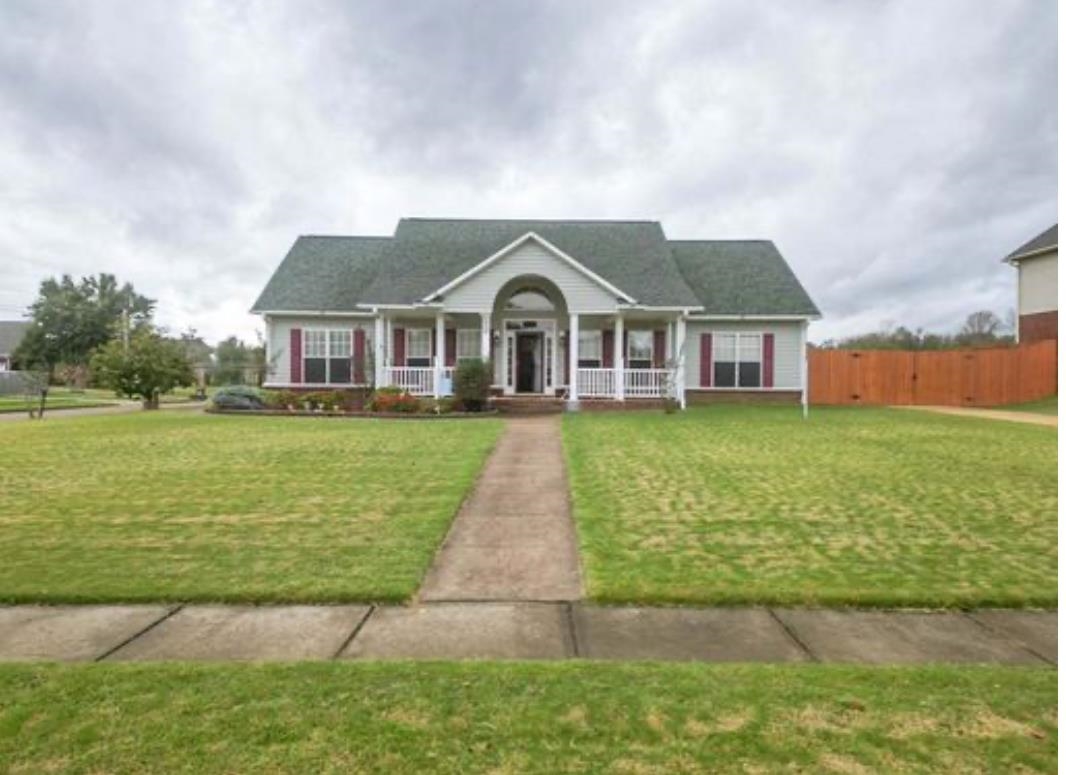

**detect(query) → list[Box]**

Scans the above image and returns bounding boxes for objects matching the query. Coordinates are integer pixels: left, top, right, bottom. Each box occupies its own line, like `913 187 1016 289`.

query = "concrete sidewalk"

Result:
898 405 1057 427
418 415 584 602
0 603 1054 665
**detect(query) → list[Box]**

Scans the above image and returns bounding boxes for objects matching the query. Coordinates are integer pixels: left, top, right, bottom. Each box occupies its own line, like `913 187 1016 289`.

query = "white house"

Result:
251 218 820 409
1003 224 1057 343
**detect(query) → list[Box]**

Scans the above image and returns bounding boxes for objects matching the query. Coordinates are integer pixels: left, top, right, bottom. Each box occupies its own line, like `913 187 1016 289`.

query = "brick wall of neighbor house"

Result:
265 316 376 385
1019 310 1058 343
681 321 804 391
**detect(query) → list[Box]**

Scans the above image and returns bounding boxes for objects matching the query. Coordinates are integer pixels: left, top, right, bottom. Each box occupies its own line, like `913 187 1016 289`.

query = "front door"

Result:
516 333 541 393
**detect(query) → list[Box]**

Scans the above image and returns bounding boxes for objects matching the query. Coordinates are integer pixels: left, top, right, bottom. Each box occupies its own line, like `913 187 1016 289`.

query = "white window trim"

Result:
577 330 602 365
303 328 356 385
711 331 764 389
405 328 432 364
456 328 481 361
626 329 654 367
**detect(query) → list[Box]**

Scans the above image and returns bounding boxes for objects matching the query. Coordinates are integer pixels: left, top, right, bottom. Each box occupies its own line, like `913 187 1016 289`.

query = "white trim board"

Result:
420 231 637 305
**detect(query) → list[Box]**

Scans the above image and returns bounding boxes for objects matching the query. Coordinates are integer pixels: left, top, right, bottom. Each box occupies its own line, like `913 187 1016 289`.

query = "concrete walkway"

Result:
898 405 1057 427
0 603 1054 664
418 416 584 602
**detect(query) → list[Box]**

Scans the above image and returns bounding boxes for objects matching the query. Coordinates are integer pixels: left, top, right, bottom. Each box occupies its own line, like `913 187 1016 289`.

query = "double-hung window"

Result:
304 329 352 384
456 329 480 361
626 330 653 369
577 330 602 368
712 332 762 388
406 329 432 367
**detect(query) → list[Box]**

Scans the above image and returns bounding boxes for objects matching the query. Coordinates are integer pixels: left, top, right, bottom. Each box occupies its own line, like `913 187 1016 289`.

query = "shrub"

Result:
453 359 493 412
368 387 421 413
212 385 266 411
264 389 298 409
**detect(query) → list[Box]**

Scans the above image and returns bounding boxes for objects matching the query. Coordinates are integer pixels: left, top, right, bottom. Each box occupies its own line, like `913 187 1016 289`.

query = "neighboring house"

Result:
1003 224 1057 343
251 218 820 408
0 320 29 371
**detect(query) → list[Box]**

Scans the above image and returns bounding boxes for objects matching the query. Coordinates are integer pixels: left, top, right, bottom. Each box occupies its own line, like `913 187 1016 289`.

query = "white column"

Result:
434 311 446 398
480 312 491 360
568 312 580 409
801 320 810 419
374 313 386 388
675 315 686 409
613 314 624 400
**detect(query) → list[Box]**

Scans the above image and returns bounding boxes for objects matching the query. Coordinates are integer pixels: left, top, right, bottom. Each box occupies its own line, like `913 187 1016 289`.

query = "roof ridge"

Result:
298 234 392 240
670 238 775 244
399 217 661 225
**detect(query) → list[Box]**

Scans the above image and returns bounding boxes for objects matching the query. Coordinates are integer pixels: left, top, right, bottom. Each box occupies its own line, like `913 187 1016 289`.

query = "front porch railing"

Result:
384 366 456 396
575 368 671 399
624 368 669 398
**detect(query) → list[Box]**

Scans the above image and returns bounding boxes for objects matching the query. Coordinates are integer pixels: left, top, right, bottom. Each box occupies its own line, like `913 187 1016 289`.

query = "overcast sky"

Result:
1 0 1057 344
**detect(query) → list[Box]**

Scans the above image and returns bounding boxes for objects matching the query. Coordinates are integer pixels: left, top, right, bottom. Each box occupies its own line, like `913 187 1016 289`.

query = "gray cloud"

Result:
0 0 1056 342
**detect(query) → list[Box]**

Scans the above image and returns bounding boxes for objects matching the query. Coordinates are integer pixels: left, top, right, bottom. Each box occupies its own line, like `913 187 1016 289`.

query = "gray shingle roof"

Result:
251 236 392 312
0 320 30 356
360 218 701 307
670 241 820 317
1003 224 1057 262
252 220 820 317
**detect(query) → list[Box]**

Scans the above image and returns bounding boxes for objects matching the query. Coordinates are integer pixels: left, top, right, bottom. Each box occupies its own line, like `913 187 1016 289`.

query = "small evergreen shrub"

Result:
453 359 493 412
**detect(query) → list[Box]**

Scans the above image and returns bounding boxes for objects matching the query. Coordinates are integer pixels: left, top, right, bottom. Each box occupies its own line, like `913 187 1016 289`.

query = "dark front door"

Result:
516 333 540 393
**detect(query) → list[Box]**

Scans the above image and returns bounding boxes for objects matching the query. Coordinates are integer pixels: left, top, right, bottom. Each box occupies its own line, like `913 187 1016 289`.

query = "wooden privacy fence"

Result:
807 340 1057 406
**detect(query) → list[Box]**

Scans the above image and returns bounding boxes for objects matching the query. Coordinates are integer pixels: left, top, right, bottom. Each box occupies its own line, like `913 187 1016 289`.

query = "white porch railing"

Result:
576 368 615 398
624 368 669 398
384 366 456 396
386 367 434 395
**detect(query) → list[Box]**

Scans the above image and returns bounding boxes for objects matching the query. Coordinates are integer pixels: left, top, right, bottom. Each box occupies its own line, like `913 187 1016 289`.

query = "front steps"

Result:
490 396 567 415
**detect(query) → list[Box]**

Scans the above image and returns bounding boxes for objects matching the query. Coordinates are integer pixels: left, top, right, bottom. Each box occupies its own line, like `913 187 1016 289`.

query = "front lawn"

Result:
1001 395 1058 415
0 412 501 603
564 406 1057 607
0 662 1054 773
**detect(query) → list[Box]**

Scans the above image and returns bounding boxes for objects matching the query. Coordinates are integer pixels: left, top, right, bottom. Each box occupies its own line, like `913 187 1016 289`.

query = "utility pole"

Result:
122 307 129 352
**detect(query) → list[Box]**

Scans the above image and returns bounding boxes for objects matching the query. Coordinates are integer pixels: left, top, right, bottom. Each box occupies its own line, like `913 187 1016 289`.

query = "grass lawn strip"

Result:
564 406 1056 608
0 411 501 603
1000 395 1058 416
0 662 1055 773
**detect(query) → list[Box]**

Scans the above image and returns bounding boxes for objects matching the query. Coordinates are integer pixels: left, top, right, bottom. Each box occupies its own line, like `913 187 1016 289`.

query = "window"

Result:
506 287 554 311
577 330 601 368
627 330 653 369
712 332 762 388
406 328 431 367
304 329 352 384
457 329 480 360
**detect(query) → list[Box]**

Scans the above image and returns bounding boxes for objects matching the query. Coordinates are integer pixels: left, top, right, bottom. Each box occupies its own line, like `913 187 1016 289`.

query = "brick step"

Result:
489 396 567 415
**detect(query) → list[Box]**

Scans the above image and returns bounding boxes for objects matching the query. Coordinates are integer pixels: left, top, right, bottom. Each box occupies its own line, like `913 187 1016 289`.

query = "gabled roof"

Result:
1003 224 1057 263
670 241 821 317
251 218 820 317
251 236 391 312
0 320 30 355
360 218 701 307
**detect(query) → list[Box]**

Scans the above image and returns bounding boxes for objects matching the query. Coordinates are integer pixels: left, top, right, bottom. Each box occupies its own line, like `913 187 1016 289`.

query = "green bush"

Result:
453 359 493 412
264 389 298 409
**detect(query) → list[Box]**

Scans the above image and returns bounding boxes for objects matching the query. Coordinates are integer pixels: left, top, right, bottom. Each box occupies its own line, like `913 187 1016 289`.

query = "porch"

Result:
382 365 672 400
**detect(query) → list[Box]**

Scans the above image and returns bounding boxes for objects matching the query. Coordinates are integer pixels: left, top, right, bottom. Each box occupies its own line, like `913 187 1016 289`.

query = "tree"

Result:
14 273 155 384
956 310 1004 347
213 335 266 385
90 328 194 409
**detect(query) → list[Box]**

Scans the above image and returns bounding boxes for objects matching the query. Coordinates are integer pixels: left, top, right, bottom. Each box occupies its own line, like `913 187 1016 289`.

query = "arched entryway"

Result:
491 275 569 395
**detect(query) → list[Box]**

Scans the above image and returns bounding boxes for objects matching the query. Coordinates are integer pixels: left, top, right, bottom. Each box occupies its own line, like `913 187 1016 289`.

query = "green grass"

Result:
1001 395 1058 415
0 412 501 603
563 406 1057 607
0 387 124 414
0 662 1054 773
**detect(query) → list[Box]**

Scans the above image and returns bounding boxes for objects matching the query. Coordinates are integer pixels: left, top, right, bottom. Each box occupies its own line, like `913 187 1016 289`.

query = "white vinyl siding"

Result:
441 239 619 313
683 320 804 389
263 316 374 386
1017 251 1057 314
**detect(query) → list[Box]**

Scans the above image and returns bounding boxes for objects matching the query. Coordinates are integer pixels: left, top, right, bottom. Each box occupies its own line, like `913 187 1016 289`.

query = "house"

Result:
0 320 29 372
1003 224 1057 343
251 218 820 408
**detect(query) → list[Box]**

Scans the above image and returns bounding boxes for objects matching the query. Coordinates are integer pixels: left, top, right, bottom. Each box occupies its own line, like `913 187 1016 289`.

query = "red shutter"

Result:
622 331 629 367
762 333 774 388
445 329 457 366
563 336 569 383
393 328 406 366
352 329 366 383
602 330 614 368
290 328 302 384
699 333 712 387
653 330 666 368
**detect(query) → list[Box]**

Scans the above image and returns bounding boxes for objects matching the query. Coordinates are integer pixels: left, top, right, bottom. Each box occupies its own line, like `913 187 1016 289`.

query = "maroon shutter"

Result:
563 336 569 383
762 333 774 388
602 330 614 368
290 328 303 384
352 329 366 383
445 329 457 366
699 333 712 387
653 330 666 368
393 328 406 366
432 332 437 358
622 331 629 367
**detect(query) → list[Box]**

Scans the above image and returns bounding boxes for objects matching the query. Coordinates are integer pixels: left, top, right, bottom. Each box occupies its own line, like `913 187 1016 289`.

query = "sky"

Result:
0 0 1057 344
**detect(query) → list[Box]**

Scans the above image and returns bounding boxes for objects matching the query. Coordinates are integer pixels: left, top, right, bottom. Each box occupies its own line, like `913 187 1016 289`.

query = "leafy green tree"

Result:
90 328 193 409
213 335 265 385
14 273 154 381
